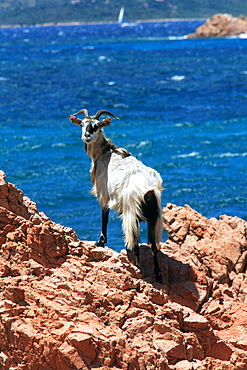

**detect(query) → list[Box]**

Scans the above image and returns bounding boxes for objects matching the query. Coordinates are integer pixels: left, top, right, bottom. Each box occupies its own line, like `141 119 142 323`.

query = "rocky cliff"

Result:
187 13 247 38
0 169 247 370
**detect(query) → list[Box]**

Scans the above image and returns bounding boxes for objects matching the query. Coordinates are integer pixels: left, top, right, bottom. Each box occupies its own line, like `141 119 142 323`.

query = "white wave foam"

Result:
113 103 129 109
83 46 94 50
175 151 199 158
174 122 195 127
215 152 247 158
30 144 42 150
98 55 107 61
170 75 185 81
52 143 67 148
136 140 152 149
167 36 187 40
228 32 247 39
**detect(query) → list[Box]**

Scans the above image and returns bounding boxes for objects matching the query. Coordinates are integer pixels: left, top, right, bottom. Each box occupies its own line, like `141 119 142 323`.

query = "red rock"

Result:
162 203 247 284
58 342 88 370
183 312 209 330
170 360 195 370
187 13 247 38
183 332 204 361
67 332 97 365
207 339 233 361
0 170 247 370
154 338 186 360
3 286 25 303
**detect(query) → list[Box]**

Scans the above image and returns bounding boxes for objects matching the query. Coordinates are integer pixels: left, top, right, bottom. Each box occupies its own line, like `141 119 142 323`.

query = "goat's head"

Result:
70 109 119 143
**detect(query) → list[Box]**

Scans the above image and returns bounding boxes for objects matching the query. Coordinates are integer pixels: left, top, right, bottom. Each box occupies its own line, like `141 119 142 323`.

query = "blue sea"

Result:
1 21 247 251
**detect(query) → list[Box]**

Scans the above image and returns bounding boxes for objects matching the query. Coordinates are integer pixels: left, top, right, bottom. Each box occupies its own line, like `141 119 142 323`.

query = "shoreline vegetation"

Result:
1 0 246 31
0 17 205 29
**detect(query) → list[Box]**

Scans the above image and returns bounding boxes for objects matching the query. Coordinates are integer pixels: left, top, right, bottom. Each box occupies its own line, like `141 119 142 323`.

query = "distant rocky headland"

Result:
187 13 247 38
0 169 247 369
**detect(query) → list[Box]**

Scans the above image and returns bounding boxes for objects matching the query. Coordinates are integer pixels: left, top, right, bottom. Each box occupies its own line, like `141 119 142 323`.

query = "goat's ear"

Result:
99 117 112 128
70 115 82 126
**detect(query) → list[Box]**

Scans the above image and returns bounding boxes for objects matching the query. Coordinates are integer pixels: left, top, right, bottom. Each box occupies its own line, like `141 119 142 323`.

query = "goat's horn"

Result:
94 110 119 120
72 109 89 117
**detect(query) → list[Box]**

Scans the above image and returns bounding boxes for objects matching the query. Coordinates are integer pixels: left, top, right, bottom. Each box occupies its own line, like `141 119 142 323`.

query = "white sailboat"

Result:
118 6 125 24
118 6 138 27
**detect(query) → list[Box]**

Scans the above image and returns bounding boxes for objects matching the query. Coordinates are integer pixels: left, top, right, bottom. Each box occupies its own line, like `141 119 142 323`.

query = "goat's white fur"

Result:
107 152 163 249
70 111 163 252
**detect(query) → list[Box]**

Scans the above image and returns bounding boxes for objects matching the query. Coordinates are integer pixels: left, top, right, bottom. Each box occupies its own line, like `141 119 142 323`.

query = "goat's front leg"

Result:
96 207 109 247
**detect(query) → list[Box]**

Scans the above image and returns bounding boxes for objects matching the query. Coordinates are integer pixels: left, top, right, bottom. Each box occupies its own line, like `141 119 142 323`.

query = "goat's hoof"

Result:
95 240 105 247
95 233 106 247
95 242 105 247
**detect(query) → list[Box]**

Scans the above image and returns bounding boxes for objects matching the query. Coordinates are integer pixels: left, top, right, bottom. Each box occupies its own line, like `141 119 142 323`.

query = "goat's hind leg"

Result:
151 242 162 283
144 190 162 283
148 223 162 282
96 207 109 247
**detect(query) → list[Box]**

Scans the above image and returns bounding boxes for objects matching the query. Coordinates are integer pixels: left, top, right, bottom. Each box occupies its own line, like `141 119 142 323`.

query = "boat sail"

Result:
117 6 138 27
118 6 125 24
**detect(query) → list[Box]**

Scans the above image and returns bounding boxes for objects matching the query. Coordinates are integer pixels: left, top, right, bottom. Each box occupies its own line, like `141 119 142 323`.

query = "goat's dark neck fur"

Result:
85 130 131 185
85 132 116 162
85 130 130 163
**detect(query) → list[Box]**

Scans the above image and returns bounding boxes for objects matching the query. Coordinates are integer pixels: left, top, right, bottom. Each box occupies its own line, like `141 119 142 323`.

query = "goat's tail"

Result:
121 187 163 251
143 189 163 249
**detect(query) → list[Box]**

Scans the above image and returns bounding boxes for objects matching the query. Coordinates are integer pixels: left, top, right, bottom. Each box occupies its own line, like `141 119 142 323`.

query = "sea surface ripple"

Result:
1 21 247 251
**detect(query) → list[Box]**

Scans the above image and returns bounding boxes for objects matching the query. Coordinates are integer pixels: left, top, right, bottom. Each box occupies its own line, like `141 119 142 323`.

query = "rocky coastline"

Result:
187 13 247 38
0 169 247 369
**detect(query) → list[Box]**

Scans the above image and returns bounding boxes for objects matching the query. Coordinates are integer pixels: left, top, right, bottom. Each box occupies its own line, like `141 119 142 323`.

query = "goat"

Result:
69 109 163 282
